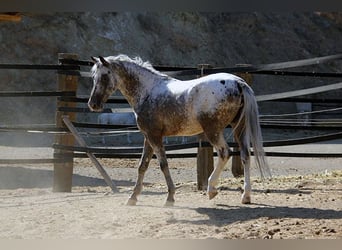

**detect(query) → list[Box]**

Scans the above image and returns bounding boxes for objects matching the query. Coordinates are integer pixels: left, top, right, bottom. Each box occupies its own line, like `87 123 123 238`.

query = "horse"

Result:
98 112 136 144
88 54 270 206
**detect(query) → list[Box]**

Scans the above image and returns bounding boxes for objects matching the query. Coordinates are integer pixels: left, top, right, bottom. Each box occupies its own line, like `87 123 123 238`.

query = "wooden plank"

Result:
62 116 118 193
0 13 21 22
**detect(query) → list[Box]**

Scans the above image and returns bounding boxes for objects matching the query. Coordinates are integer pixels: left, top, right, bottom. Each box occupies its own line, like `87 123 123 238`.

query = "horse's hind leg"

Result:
127 138 153 205
239 144 252 204
241 156 251 204
233 125 252 204
206 131 231 200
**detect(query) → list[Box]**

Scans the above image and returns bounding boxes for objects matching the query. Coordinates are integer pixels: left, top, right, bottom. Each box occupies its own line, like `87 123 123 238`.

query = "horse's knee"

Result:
138 164 148 175
240 147 250 164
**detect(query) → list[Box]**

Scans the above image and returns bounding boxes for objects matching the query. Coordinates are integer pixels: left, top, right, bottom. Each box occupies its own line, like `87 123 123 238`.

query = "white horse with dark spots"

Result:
88 54 270 206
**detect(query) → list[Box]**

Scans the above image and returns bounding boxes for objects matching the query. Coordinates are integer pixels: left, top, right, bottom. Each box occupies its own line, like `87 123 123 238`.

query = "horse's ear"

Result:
99 56 110 67
91 56 98 63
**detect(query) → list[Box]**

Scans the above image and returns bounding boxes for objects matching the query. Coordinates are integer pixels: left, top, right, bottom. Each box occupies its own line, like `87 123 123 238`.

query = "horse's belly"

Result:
173 123 203 136
164 118 203 136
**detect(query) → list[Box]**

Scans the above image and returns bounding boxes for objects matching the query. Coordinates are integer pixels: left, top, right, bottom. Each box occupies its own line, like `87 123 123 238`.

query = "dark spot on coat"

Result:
220 80 225 85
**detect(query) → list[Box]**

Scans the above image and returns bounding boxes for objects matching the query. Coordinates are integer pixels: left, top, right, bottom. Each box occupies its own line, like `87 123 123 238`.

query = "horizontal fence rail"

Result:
5 53 339 78
55 151 342 159
1 54 341 75
256 82 342 102
0 124 66 133
0 158 68 165
52 131 342 158
0 91 75 97
1 122 341 134
0 64 79 70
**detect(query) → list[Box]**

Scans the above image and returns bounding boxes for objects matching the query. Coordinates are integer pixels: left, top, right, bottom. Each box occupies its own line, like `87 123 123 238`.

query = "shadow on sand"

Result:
168 203 342 226
0 166 134 190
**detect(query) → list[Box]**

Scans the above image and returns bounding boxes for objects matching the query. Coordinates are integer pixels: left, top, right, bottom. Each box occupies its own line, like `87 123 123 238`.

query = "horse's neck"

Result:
118 63 166 108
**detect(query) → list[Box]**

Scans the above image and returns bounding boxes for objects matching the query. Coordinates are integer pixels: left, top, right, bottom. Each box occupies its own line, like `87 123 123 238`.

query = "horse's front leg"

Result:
151 140 175 206
127 138 153 205
157 149 176 206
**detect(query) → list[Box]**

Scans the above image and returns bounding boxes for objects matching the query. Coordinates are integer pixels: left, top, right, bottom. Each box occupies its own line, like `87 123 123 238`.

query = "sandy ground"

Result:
0 142 341 239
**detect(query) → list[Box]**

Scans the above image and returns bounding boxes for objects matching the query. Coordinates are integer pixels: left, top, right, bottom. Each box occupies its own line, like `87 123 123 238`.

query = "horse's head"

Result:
88 56 118 112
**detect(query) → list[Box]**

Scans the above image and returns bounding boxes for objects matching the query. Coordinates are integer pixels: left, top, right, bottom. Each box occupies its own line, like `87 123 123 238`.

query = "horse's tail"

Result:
238 80 271 179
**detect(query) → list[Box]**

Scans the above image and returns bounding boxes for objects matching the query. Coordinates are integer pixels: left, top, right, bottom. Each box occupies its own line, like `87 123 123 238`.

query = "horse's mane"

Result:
106 54 168 78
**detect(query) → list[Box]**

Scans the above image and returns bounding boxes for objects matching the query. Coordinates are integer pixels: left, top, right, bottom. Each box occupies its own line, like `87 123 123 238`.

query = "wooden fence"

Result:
1 53 342 192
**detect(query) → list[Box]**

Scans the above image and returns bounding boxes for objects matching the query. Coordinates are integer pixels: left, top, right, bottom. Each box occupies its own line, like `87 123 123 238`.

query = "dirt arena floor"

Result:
0 143 341 239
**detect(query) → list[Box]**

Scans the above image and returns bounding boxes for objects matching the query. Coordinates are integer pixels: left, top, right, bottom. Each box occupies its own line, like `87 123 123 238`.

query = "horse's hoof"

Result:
208 190 218 200
241 195 251 204
164 200 175 207
126 198 137 206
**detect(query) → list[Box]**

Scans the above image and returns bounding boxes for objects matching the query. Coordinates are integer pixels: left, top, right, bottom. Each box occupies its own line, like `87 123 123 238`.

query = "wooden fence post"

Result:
232 66 253 177
197 134 214 190
196 64 214 190
53 53 79 192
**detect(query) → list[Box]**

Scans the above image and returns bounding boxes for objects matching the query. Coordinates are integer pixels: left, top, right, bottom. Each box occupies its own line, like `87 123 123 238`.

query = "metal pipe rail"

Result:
0 91 76 97
1 120 341 133
51 53 342 78
0 64 79 71
52 131 342 158
56 151 342 159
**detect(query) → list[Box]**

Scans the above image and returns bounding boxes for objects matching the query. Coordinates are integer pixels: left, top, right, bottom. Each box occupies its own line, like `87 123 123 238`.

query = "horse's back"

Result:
189 73 243 105
199 72 242 82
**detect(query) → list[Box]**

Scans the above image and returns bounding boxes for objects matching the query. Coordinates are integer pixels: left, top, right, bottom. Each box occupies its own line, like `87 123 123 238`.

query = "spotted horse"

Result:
88 54 271 206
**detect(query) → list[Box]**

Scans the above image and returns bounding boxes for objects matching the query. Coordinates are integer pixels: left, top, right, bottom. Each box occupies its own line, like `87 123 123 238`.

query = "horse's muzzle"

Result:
88 100 104 112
